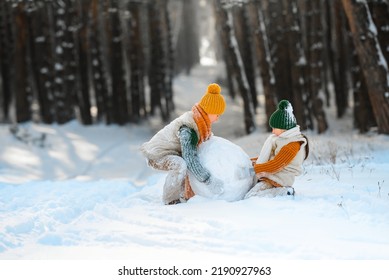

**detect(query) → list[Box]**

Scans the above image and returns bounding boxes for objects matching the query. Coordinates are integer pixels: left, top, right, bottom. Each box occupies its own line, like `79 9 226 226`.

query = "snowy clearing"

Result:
1 65 389 260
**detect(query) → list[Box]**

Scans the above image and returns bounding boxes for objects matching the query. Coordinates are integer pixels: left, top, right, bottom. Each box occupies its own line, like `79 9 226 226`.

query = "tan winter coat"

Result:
267 134 307 186
140 111 199 162
254 129 308 187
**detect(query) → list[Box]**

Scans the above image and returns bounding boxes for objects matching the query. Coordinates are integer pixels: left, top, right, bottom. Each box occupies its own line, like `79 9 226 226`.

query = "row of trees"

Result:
214 0 389 134
0 0 201 125
1 0 389 135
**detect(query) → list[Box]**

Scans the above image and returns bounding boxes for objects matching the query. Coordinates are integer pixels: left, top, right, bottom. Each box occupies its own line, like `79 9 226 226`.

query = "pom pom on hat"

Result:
278 100 290 110
198 83 226 115
207 83 221 95
269 100 297 130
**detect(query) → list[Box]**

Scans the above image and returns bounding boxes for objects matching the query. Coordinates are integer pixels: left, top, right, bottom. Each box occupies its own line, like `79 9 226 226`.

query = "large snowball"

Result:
188 136 255 201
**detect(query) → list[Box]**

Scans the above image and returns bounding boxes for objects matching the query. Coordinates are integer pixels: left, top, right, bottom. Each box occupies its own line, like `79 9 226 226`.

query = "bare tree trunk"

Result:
233 5 258 110
369 0 389 65
283 0 313 130
351 47 375 133
28 2 55 124
174 0 200 75
342 0 389 134
306 0 328 133
127 1 145 122
0 4 3 121
148 0 173 121
320 0 332 106
109 0 128 124
0 1 13 122
147 2 159 117
214 0 256 134
13 3 31 123
247 0 277 130
52 0 75 124
63 0 79 122
164 0 175 113
332 0 350 118
90 0 109 123
76 0 93 124
221 45 236 100
266 0 292 101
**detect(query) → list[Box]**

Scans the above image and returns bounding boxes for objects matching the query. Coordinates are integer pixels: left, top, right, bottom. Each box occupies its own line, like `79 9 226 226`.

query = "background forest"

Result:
1 0 389 135
1 0 389 266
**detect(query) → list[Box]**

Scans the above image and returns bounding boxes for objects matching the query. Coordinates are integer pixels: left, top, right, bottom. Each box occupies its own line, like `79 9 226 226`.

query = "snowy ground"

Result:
1 65 389 261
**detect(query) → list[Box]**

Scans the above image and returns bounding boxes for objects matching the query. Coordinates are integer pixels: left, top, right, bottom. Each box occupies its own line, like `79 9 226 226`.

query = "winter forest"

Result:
1 0 389 135
2 0 389 271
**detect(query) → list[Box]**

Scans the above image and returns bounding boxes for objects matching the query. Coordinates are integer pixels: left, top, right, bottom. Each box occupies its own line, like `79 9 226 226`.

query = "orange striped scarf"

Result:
192 104 212 145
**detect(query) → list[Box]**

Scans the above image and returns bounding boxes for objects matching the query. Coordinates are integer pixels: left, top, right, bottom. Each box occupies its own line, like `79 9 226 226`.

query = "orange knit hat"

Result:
198 83 226 115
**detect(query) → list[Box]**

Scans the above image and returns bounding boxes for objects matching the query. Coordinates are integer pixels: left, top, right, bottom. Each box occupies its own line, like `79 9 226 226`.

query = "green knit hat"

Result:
269 100 297 130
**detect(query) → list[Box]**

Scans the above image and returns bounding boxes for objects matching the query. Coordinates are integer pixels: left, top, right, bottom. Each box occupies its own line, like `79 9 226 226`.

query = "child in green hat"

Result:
245 100 309 198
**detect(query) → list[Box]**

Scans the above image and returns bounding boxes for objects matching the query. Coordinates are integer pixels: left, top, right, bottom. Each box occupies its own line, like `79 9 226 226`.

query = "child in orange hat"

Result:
141 83 226 204
245 100 309 198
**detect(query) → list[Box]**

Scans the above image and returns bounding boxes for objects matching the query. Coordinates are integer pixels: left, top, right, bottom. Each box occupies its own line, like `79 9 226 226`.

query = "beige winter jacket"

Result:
268 135 307 186
140 111 199 162
254 130 308 187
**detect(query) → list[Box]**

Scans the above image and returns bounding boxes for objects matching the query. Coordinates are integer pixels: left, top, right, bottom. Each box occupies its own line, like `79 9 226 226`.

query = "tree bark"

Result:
247 0 277 129
174 0 199 75
90 0 109 123
342 0 389 134
266 0 292 101
109 0 128 124
233 5 258 110
0 1 13 122
13 3 31 123
127 1 145 122
351 47 375 132
369 0 389 65
282 0 313 130
214 0 256 134
306 0 328 133
333 0 350 117
52 0 76 124
76 0 93 124
148 0 173 121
